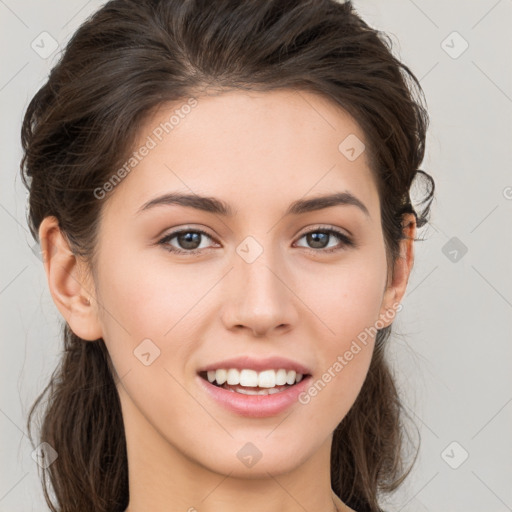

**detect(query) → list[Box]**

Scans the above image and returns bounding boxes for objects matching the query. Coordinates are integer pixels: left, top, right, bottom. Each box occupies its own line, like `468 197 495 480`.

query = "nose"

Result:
220 248 299 338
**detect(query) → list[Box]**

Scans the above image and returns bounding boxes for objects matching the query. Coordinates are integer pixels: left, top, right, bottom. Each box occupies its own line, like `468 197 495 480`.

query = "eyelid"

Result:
158 226 219 247
295 223 351 239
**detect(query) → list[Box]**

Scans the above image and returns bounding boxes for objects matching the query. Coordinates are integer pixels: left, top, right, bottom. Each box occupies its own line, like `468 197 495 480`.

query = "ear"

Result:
38 216 103 341
378 213 416 327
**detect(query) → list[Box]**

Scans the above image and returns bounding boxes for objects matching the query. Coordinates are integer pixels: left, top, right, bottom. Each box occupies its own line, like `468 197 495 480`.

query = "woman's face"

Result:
82 89 407 478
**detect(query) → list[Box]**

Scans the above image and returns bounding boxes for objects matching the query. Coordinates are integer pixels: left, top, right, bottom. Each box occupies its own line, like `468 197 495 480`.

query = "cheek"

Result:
96 248 206 337
293 252 386 425
94 249 221 383
93 252 200 421
297 250 387 346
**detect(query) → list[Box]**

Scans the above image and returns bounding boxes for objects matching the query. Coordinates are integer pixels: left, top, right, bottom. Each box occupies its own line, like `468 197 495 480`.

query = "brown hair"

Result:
21 1 434 511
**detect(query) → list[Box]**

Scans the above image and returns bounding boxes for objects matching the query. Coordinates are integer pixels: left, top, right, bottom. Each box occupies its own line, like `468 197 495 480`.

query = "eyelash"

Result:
157 226 355 256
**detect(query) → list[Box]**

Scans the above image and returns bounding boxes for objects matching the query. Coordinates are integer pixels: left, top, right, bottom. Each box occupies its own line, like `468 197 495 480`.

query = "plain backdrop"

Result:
1 1 511 511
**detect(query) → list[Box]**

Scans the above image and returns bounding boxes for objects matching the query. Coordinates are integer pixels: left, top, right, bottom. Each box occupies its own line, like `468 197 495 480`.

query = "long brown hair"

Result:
21 1 434 511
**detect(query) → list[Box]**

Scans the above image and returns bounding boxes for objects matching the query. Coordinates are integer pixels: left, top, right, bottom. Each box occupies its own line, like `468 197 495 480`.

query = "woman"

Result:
21 1 434 511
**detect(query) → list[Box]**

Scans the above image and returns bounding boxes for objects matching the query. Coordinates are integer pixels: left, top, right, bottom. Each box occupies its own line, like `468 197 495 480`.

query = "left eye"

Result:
158 227 353 255
294 228 353 253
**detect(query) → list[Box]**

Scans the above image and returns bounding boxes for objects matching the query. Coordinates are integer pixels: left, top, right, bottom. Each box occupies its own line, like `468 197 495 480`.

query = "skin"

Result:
39 89 416 512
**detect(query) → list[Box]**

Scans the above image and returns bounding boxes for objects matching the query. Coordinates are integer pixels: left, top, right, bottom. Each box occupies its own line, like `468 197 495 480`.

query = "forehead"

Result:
102 88 379 220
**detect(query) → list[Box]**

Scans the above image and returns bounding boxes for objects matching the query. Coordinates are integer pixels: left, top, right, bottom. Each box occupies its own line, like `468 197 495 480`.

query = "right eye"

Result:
158 228 220 255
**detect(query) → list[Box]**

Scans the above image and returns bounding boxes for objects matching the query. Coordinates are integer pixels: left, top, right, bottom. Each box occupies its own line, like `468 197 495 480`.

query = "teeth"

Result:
233 387 282 396
205 368 304 388
275 369 288 385
258 369 275 388
221 386 287 395
226 368 240 385
215 369 227 385
286 370 296 385
240 369 259 387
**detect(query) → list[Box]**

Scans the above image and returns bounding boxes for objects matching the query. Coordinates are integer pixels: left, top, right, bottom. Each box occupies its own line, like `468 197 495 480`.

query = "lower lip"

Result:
196 374 312 418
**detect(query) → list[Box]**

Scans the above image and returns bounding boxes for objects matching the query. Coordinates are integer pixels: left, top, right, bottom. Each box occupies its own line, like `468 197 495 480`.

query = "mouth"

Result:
198 368 312 396
196 356 314 416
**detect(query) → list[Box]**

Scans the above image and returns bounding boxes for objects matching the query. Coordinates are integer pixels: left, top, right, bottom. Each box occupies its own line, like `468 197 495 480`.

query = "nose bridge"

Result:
223 234 297 335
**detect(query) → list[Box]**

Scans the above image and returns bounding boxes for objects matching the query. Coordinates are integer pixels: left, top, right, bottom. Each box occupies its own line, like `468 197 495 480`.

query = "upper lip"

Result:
197 356 312 375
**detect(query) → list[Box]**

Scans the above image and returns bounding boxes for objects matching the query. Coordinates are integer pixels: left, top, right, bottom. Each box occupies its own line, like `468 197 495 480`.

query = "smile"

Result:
197 370 312 417
201 368 305 395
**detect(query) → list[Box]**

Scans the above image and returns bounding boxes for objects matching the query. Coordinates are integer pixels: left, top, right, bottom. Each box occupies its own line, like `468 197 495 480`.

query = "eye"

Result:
158 228 219 255
158 225 355 256
294 226 354 254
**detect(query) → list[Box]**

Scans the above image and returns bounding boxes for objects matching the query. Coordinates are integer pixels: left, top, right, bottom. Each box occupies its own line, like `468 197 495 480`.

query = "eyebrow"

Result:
137 191 370 218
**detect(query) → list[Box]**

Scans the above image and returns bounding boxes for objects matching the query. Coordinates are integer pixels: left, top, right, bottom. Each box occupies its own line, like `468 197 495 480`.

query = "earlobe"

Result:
378 213 417 327
39 216 103 341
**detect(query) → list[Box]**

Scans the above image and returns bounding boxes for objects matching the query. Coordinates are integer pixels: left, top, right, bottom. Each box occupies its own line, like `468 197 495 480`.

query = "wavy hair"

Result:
21 1 434 510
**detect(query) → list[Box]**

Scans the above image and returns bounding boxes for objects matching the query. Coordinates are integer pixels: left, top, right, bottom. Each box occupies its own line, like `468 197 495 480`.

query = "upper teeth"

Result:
206 368 304 388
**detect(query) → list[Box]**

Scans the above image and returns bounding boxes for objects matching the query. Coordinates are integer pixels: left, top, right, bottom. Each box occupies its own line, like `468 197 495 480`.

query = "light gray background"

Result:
1 1 511 511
